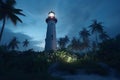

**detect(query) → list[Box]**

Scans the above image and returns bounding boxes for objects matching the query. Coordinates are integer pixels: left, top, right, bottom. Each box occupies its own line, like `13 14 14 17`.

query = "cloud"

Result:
1 0 120 50
1 28 43 51
55 0 104 38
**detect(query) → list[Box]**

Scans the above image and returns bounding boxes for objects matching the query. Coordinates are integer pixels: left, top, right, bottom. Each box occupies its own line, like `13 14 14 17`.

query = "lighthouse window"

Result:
51 35 53 40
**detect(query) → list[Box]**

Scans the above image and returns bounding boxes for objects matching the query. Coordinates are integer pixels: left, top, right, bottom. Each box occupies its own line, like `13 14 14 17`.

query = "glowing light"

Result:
55 51 77 63
67 56 72 63
48 12 55 18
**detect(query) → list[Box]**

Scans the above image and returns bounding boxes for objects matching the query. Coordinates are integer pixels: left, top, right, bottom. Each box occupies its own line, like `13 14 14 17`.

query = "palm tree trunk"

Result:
94 32 98 53
0 17 6 44
95 32 98 46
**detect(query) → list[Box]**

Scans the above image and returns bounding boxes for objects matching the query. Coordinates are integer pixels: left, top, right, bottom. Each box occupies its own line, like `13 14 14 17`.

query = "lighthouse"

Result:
45 11 57 51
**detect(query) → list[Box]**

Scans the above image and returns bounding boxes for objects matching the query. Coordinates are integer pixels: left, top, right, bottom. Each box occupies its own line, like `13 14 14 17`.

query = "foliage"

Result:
8 37 20 50
57 54 108 76
0 0 25 42
58 35 69 49
98 34 120 74
54 50 77 63
79 28 90 43
54 50 108 76
99 31 110 42
0 48 63 80
69 37 82 51
23 39 29 48
88 20 104 51
79 28 90 51
0 14 120 78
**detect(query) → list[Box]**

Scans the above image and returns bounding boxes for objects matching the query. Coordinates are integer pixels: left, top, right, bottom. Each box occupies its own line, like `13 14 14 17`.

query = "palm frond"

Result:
6 0 16 6
9 13 22 25
13 8 25 16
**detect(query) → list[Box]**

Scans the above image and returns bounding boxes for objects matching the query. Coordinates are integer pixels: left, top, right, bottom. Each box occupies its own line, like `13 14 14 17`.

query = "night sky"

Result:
0 0 120 51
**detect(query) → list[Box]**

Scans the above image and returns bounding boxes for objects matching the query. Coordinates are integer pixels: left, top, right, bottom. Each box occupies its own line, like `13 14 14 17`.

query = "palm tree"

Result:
58 35 69 49
89 20 103 45
79 28 90 50
23 39 29 50
64 35 69 47
92 41 97 52
0 0 25 43
70 37 82 51
80 28 90 42
99 31 110 42
8 37 20 50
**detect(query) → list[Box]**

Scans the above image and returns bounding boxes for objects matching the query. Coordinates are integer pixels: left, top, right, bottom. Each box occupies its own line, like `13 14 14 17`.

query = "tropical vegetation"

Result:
0 0 120 80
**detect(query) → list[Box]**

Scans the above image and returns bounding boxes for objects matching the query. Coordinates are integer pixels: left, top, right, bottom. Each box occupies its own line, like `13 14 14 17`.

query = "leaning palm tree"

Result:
89 20 103 46
8 37 20 50
99 31 110 42
23 39 29 50
0 0 25 43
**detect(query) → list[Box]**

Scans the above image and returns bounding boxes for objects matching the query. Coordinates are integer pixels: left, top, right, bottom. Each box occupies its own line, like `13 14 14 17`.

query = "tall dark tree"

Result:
23 39 29 49
92 41 97 52
8 37 20 50
70 37 82 51
79 28 90 50
99 31 110 42
89 20 103 46
0 0 25 43
98 35 120 72
80 28 90 42
58 35 69 49
64 35 69 47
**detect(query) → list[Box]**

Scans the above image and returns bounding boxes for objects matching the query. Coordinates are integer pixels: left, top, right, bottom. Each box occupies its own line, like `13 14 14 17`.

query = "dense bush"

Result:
56 52 108 76
1 36 120 80
98 35 120 74
0 48 63 80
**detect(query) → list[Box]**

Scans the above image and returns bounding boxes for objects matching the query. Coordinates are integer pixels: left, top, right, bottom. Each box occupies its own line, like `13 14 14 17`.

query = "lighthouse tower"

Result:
45 11 57 51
